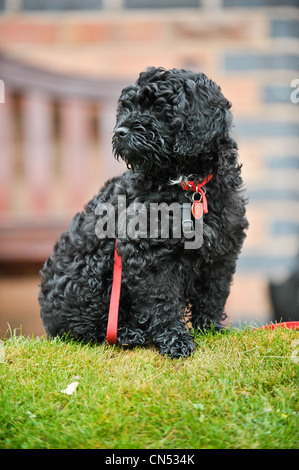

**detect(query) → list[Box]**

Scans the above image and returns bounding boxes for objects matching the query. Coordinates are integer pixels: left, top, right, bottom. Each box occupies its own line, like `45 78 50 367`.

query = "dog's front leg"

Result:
128 273 194 358
190 258 237 331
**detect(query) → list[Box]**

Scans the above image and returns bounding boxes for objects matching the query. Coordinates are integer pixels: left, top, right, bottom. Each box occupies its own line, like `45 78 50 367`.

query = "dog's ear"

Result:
209 94 233 139
193 79 233 139
173 78 233 157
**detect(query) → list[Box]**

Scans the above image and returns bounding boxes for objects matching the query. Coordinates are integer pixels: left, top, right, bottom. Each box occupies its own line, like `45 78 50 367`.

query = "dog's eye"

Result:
153 103 164 113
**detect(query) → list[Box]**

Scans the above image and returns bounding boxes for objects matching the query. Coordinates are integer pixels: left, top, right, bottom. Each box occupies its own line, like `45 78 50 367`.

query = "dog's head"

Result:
113 67 235 179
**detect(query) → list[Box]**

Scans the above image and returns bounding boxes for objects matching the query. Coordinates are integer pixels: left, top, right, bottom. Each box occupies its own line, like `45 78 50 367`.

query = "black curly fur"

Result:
39 67 248 358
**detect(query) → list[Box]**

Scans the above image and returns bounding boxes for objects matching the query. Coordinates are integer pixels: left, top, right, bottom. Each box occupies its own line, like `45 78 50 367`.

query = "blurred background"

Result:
0 0 298 338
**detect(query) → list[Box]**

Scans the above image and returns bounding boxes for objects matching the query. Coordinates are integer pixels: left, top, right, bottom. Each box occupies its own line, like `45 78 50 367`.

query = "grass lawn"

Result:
0 327 298 449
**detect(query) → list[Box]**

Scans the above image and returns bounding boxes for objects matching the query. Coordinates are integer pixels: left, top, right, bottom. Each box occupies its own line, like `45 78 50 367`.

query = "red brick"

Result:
0 18 58 44
72 20 163 43
172 19 249 41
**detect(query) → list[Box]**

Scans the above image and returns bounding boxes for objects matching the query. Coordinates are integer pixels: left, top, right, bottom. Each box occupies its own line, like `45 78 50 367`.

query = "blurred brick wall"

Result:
0 0 298 333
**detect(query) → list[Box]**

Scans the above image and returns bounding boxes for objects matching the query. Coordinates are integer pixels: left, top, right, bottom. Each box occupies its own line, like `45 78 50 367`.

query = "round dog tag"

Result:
192 201 203 219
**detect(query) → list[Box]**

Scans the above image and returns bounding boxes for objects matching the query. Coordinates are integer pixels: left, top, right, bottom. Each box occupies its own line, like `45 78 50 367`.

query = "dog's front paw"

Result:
117 327 146 347
157 333 195 359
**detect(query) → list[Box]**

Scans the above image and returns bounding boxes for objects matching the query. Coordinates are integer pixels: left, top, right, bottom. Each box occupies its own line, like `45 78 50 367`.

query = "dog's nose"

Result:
114 127 129 141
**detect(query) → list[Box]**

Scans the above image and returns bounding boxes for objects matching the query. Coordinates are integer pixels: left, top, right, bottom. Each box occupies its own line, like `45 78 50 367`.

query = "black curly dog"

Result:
39 67 248 358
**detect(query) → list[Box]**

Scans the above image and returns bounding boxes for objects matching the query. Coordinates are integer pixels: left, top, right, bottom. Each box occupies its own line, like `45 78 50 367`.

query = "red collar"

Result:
179 174 213 214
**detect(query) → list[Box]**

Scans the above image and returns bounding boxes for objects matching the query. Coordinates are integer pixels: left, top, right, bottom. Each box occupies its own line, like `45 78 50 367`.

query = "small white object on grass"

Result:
61 381 79 395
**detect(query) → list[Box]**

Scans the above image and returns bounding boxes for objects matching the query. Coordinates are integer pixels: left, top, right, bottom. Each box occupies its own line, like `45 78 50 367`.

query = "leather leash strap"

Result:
106 240 122 345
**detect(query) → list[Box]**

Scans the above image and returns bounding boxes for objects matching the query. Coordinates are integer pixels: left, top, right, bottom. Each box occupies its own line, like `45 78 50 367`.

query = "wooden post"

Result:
0 89 14 213
60 98 90 213
22 91 53 213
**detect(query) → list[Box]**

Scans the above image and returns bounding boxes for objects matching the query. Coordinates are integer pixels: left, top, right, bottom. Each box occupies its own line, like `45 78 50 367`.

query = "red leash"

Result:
256 321 299 331
106 240 122 344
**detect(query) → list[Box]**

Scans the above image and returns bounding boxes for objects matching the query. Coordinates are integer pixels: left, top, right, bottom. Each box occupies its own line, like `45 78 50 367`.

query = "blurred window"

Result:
1 0 204 11
124 0 200 8
22 0 103 9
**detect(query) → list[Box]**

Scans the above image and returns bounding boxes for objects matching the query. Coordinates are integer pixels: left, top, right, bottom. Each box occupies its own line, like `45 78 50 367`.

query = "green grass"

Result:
0 327 298 449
